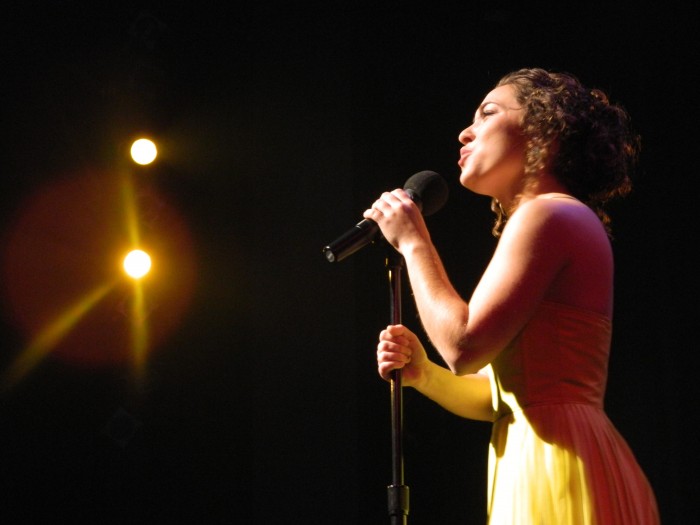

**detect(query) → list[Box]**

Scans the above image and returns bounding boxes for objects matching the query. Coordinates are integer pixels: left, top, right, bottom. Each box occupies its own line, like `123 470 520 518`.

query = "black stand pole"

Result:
385 250 409 524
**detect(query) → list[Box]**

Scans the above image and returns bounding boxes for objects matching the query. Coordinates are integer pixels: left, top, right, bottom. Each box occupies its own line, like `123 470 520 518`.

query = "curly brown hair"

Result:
489 68 640 237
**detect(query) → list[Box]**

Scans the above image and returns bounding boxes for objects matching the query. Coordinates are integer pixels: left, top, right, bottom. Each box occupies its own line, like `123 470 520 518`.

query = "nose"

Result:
458 124 475 145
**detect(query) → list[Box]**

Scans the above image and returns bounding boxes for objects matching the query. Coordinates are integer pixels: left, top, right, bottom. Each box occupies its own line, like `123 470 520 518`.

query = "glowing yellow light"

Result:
123 250 152 279
130 138 158 165
1 283 113 389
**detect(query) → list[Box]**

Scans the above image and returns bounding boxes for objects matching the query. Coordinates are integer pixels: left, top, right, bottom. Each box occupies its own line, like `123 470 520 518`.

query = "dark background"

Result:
1 1 696 523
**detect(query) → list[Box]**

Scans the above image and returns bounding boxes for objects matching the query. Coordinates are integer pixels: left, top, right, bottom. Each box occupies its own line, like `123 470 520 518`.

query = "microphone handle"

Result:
322 219 380 263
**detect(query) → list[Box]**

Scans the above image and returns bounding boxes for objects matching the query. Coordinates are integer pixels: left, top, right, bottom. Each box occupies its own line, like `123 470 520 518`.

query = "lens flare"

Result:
1 169 196 379
130 138 158 165
123 250 152 279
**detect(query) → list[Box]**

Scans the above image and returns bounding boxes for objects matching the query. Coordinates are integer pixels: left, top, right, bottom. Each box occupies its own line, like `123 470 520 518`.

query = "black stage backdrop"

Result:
0 2 696 523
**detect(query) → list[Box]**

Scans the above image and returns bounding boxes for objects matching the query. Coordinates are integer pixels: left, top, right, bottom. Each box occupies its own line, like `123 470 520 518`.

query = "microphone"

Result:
322 170 449 263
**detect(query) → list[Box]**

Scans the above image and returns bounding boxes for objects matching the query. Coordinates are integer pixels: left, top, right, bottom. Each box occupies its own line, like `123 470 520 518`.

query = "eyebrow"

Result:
472 100 521 123
472 101 501 122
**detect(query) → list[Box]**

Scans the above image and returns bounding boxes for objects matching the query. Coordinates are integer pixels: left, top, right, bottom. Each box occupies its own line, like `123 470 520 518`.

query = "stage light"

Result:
123 249 152 279
130 138 158 165
2 169 196 375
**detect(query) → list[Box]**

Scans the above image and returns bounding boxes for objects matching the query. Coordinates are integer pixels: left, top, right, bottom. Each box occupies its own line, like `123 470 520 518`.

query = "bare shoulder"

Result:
506 196 613 314
506 196 606 243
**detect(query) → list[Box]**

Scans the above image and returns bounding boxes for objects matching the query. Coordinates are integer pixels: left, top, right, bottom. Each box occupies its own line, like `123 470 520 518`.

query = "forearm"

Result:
402 242 473 372
414 361 494 421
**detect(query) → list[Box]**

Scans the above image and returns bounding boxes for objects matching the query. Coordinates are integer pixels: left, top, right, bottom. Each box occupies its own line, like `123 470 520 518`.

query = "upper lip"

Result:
458 147 472 165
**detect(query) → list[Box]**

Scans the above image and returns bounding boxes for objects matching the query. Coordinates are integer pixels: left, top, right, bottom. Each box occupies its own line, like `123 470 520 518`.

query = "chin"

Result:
459 172 478 191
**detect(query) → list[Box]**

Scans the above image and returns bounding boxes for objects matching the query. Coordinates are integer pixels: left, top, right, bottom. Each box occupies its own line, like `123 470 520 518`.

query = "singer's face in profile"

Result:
457 85 526 201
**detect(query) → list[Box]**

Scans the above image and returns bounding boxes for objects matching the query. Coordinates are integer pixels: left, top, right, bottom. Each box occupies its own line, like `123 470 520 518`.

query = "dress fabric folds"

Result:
484 301 660 524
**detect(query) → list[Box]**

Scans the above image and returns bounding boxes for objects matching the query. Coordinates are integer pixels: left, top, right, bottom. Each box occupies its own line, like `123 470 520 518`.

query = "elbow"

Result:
434 320 491 375
444 339 491 376
444 347 484 376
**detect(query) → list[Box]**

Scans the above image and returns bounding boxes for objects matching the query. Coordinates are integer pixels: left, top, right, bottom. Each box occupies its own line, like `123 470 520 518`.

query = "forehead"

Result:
480 84 517 107
471 84 521 123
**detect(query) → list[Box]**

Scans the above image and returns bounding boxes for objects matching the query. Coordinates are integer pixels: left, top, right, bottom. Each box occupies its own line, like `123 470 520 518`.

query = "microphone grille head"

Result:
403 170 449 216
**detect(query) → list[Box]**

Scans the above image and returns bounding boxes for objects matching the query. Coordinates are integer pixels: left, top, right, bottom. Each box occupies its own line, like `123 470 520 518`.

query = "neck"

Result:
537 192 578 200
505 175 571 210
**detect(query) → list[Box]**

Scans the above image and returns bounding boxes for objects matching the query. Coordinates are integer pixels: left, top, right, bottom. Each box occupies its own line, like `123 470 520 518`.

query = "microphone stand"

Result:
385 248 409 524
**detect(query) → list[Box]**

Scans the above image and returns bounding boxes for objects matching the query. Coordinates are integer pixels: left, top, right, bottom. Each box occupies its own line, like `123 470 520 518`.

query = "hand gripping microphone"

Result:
322 170 449 263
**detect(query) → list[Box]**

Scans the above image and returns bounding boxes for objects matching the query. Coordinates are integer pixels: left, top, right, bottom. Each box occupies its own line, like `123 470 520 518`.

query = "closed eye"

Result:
473 103 498 124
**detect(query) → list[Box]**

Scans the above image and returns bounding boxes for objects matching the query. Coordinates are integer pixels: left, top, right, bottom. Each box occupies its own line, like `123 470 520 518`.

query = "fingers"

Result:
363 190 411 219
376 190 411 214
381 323 411 341
377 339 411 362
378 362 400 381
377 353 408 381
376 325 413 381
